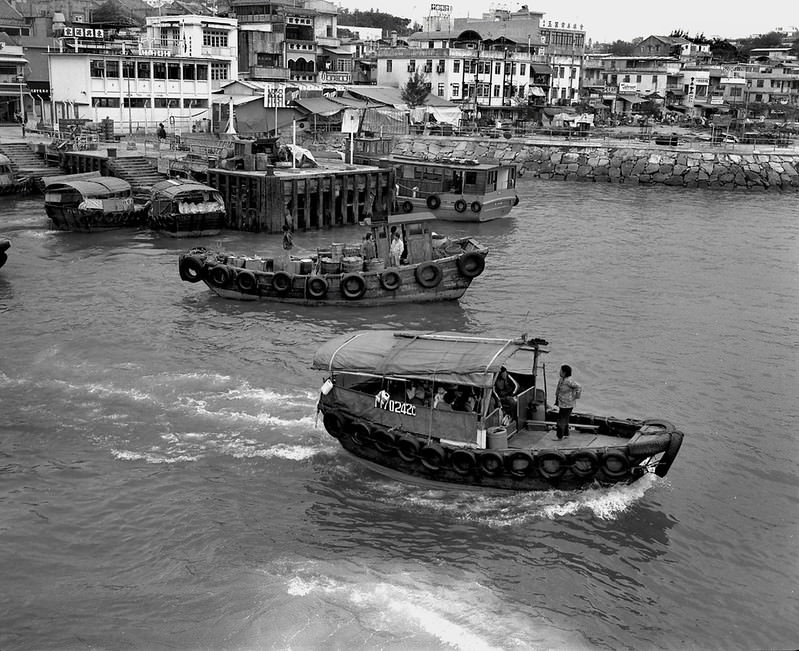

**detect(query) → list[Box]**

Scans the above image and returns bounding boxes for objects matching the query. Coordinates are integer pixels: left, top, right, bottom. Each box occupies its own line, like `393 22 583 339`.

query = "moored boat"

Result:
0 153 21 194
314 330 684 491
43 175 147 232
178 212 488 306
384 154 519 222
148 178 226 237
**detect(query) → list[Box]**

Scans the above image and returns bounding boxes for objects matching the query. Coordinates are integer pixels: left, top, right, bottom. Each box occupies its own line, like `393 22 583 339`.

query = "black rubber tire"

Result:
306 275 329 299
426 194 441 210
379 269 402 291
179 256 204 283
537 451 567 480
340 273 367 300
456 252 485 278
414 262 443 288
236 270 257 293
271 271 293 294
454 199 467 213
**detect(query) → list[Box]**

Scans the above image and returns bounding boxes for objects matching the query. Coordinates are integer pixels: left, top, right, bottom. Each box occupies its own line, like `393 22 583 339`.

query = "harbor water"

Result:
1 178 797 650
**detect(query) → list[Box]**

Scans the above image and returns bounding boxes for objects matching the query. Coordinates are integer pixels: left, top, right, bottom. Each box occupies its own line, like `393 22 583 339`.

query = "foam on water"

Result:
273 559 583 650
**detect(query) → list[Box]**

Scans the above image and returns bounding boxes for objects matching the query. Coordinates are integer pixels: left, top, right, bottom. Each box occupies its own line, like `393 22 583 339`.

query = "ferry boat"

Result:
178 212 487 306
314 330 684 491
385 153 519 223
43 175 148 232
148 178 226 238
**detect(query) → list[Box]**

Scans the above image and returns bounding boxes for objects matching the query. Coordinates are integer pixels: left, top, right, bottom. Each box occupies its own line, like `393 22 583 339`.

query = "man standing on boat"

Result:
389 230 404 267
555 365 582 439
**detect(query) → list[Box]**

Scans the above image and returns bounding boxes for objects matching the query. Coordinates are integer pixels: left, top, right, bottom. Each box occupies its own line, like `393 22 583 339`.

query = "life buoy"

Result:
454 199 467 213
601 449 630 479
450 449 477 475
347 421 371 447
306 275 329 299
470 201 482 213
537 451 567 480
401 200 413 213
476 450 503 477
426 194 441 210
340 273 367 300
456 252 485 278
379 269 401 291
271 271 293 294
569 450 599 478
370 428 396 454
513 195 520 206
179 256 204 283
206 264 230 287
414 261 443 288
505 450 535 478
236 270 257 293
396 434 420 462
420 443 447 471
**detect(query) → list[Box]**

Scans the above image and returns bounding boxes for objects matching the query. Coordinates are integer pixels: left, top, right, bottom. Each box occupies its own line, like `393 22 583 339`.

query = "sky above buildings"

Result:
338 0 797 43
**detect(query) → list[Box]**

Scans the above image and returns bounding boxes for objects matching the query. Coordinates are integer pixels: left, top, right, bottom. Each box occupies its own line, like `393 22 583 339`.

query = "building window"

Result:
729 86 742 97
453 60 460 73
559 66 565 78
211 63 228 80
408 60 416 72
137 61 150 79
90 60 105 78
494 62 501 75
386 59 392 72
755 93 763 102
636 74 642 82
153 62 166 80
652 75 657 84
520 63 526 75
106 60 119 78
196 64 208 79
756 79 764 87
437 83 444 96
425 59 432 72
153 98 171 108
168 63 180 79
122 60 135 78
493 84 500 97
183 63 196 80
123 97 147 108
623 74 630 82
93 97 119 108
202 29 228 48
428 41 434 48
451 83 459 96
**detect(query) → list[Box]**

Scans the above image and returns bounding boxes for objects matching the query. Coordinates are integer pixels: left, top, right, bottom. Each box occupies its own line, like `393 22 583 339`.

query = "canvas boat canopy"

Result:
313 330 547 387
151 179 221 199
44 177 132 198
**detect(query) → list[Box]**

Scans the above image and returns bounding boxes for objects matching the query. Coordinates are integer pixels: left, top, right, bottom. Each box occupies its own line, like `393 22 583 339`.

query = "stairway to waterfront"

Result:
106 156 167 198
0 142 63 182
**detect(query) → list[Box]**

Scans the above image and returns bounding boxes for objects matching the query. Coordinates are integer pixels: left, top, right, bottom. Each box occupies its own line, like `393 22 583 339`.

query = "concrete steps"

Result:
106 156 167 198
0 142 64 179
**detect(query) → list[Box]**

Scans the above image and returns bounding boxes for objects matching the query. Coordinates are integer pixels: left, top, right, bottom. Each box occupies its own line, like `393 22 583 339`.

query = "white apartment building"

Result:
48 15 238 132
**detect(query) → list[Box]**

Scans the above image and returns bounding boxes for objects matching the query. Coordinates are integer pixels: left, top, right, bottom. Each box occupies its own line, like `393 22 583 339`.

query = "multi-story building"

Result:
0 0 29 122
634 35 711 63
538 19 586 105
376 6 550 119
582 54 684 113
229 0 349 85
47 15 237 132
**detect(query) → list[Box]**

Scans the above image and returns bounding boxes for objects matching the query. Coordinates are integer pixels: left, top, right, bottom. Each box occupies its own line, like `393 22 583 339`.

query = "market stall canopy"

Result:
313 330 547 387
293 96 346 117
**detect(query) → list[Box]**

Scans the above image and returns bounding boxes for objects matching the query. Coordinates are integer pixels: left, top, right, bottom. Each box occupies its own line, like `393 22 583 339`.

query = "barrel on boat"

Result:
487 426 508 449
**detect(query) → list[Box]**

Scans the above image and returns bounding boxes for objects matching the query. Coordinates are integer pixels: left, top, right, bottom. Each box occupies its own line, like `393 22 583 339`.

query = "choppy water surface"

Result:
1 180 797 650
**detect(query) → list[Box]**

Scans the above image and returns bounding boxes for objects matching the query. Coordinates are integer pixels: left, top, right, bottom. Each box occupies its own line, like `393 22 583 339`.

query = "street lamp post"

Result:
125 59 132 135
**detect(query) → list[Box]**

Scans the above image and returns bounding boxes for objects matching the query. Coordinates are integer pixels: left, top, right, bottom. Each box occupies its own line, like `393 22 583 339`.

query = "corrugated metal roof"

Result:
293 96 346 115
44 177 132 196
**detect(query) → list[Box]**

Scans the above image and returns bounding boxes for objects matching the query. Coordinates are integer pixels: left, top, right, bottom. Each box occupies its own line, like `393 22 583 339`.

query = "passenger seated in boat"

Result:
494 367 519 419
434 388 453 410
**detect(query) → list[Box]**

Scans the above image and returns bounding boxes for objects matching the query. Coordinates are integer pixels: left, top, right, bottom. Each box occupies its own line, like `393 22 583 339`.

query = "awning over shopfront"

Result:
616 94 644 104
530 64 553 75
293 96 346 117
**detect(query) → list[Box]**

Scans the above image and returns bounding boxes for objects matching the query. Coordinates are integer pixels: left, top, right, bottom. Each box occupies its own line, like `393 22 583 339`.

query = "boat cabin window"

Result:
463 170 484 193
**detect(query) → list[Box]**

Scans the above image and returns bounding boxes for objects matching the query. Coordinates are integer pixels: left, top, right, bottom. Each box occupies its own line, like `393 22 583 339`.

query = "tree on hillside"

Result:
607 39 636 55
400 71 430 109
709 38 740 62
336 8 416 36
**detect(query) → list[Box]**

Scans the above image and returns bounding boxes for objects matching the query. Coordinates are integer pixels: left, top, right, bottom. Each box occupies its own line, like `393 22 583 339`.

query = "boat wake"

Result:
244 558 584 650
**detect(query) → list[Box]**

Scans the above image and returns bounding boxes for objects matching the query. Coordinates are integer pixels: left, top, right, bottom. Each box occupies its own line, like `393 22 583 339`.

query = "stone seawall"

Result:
391 136 799 191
